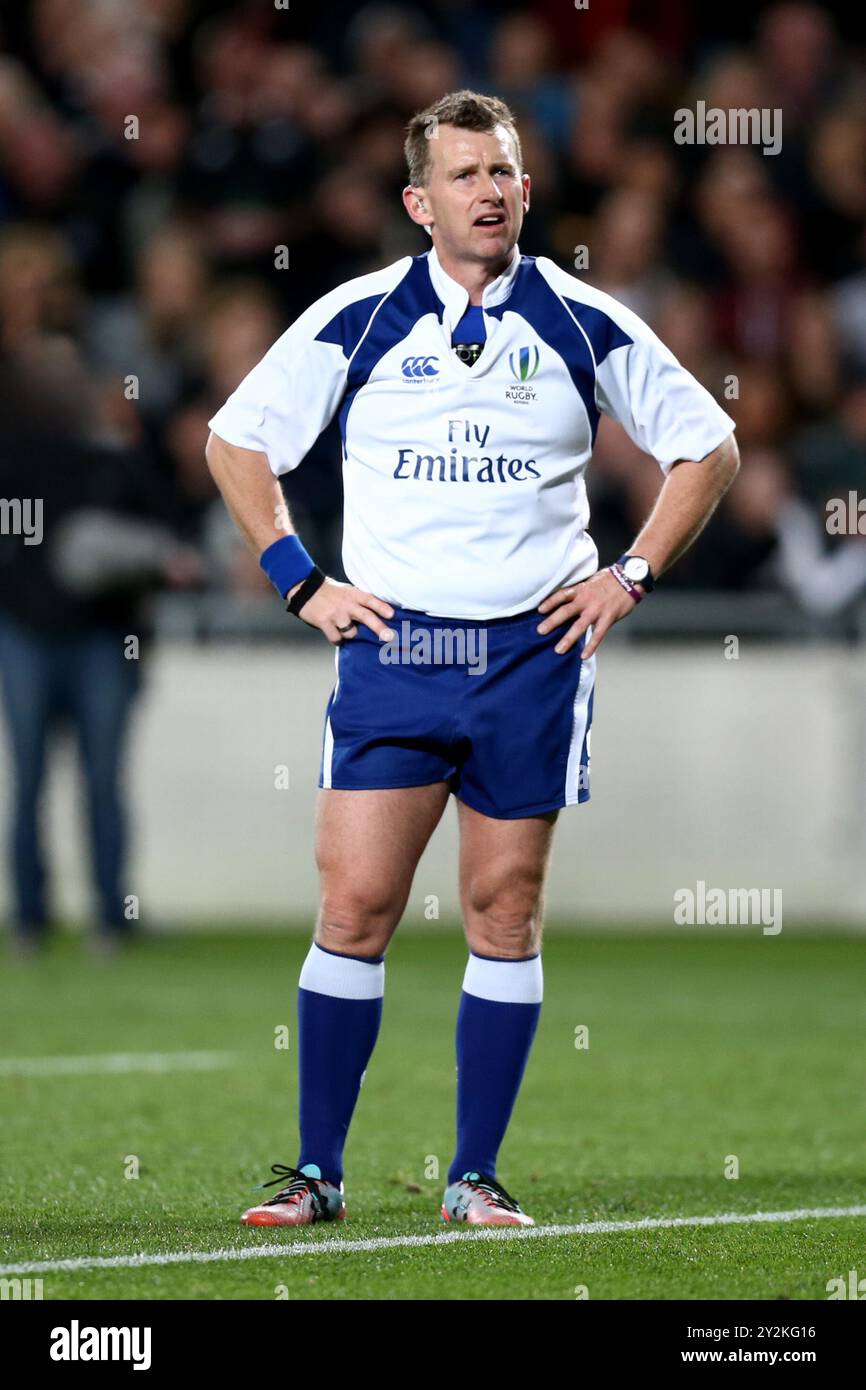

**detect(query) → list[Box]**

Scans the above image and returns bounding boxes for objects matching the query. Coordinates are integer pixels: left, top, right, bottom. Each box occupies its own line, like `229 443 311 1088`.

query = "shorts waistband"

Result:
389 605 542 630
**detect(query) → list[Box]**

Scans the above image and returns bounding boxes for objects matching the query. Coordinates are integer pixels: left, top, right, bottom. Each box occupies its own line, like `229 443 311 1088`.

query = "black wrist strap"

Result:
286 566 326 616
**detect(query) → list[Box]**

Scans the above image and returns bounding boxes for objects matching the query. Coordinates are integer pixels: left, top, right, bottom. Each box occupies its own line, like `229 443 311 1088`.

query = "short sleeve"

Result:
595 309 736 473
207 298 350 478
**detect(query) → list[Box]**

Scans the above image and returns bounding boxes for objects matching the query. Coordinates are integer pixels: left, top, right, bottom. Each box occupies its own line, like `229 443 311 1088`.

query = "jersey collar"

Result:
426 242 522 329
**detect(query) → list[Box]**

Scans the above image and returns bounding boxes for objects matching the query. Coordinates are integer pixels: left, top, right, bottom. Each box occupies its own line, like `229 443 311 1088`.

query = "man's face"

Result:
405 123 530 265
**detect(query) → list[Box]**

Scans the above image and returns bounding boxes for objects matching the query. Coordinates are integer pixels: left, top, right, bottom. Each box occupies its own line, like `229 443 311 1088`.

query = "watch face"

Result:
623 557 650 583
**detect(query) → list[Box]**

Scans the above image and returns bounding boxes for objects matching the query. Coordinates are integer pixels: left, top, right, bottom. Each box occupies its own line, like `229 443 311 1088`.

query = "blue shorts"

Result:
318 605 595 820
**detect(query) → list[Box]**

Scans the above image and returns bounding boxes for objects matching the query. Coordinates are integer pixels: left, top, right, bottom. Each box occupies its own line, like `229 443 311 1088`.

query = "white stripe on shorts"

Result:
565 648 595 805
321 647 341 789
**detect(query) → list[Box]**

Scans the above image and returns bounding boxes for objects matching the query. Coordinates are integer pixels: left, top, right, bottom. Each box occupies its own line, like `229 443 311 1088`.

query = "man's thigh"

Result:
457 799 558 957
314 784 450 953
455 612 594 820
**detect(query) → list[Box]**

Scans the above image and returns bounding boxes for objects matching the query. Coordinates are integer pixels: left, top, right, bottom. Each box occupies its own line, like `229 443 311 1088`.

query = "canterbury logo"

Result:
508 345 540 382
401 355 440 379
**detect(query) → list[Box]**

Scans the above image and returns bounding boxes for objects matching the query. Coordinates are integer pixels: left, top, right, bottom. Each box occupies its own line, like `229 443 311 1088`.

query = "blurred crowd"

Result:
2 0 866 943
1 0 866 617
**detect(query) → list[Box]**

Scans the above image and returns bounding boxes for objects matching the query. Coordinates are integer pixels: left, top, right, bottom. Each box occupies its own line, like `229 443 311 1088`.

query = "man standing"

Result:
205 91 738 1228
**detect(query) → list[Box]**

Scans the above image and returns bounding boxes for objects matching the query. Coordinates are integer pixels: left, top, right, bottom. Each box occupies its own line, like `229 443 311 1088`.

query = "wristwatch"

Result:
616 554 655 593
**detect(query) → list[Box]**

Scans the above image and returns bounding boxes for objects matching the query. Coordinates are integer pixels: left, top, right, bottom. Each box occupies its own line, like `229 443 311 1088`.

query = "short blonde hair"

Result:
404 89 522 188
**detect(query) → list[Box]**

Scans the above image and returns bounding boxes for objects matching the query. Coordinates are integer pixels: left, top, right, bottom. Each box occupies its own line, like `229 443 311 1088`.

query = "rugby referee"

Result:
205 90 739 1228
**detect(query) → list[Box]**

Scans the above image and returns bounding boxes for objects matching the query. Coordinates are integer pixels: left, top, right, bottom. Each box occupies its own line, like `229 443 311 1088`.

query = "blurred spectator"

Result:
832 228 866 374
790 381 866 507
653 282 726 387
725 361 791 449
785 290 842 416
0 224 80 347
0 338 204 950
588 187 672 321
84 222 210 425
487 13 572 155
756 2 843 132
773 388 866 614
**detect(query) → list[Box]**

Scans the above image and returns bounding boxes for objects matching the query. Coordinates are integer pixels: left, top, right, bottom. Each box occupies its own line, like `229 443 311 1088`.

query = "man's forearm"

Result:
628 433 740 578
204 430 393 636
205 431 292 555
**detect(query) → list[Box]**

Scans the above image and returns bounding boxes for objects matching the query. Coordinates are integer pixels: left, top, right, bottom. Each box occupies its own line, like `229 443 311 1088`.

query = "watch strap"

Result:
617 553 655 593
608 562 644 604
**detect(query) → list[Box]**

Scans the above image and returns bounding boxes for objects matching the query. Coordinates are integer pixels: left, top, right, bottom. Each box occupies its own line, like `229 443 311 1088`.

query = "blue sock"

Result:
296 942 384 1187
448 951 543 1186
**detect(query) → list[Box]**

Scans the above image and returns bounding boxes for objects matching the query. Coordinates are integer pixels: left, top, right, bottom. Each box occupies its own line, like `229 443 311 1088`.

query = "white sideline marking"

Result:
0 1051 237 1078
2 1204 865 1276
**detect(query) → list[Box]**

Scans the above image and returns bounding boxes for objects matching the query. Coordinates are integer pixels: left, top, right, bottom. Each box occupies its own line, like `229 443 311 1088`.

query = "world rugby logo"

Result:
401 355 440 379
506 344 540 403
508 345 540 382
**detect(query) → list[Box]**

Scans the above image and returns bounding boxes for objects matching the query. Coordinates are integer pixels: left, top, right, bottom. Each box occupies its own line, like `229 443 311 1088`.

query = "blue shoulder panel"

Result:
486 260 632 441
561 299 633 367
333 256 445 451
315 293 389 357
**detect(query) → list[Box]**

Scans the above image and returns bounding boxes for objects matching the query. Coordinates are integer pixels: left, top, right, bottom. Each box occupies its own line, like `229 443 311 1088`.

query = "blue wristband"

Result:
259 535 316 599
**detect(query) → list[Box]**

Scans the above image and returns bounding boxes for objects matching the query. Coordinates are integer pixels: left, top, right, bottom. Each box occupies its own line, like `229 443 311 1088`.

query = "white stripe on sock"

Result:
299 942 384 1000
462 953 543 1004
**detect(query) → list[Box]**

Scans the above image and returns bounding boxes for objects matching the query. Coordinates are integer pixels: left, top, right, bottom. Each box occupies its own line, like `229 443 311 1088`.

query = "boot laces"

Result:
254 1163 326 1214
462 1172 522 1213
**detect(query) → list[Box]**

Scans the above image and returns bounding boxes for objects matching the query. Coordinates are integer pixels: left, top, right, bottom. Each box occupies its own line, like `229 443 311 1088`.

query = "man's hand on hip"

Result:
537 569 640 658
288 577 396 645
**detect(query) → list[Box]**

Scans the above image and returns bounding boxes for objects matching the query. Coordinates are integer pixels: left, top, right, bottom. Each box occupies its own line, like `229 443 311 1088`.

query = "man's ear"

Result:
402 184 433 230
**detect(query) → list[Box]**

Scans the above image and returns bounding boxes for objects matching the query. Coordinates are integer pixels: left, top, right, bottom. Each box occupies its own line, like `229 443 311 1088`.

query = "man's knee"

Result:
463 864 545 956
317 883 403 955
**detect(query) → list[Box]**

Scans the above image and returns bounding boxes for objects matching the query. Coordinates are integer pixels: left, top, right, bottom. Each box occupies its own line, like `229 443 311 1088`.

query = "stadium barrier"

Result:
2 631 863 929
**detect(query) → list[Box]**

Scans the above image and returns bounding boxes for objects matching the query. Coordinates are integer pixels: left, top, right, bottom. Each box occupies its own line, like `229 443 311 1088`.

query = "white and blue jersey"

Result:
209 244 735 816
208 243 734 621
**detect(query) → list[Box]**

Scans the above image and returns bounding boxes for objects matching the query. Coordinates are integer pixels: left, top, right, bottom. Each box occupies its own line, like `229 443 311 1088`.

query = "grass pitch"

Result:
1 927 864 1300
